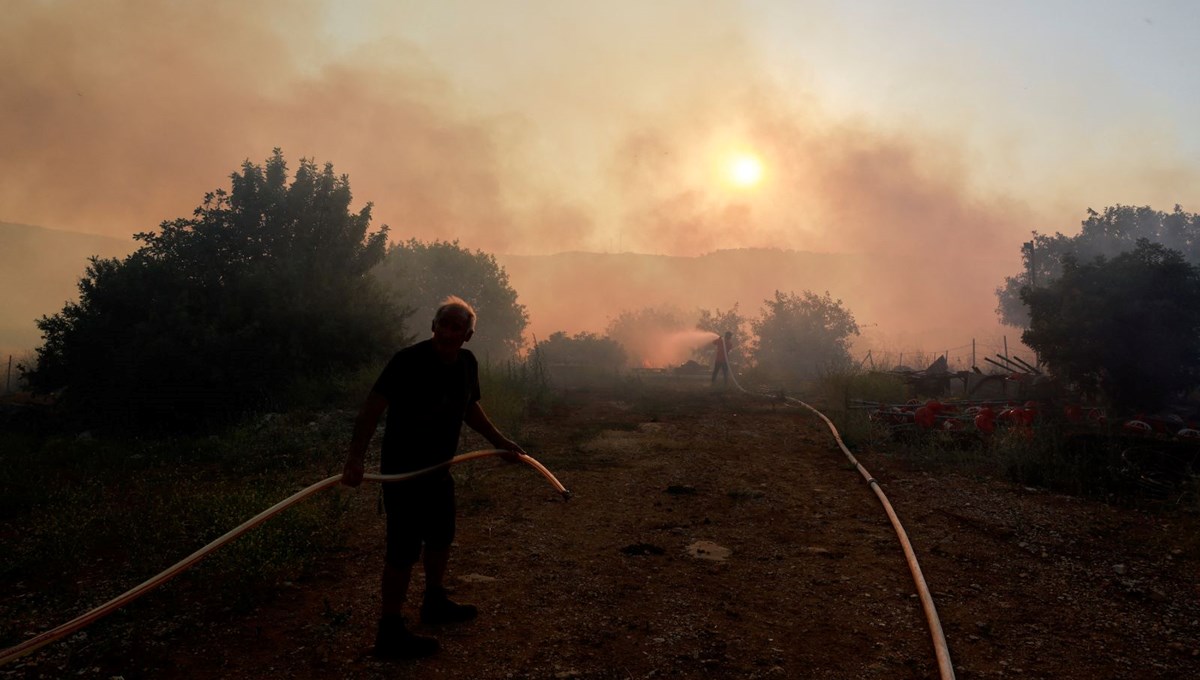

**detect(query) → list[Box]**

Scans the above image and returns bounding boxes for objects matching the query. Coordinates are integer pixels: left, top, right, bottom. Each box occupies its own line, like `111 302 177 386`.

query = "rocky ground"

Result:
4 380 1200 678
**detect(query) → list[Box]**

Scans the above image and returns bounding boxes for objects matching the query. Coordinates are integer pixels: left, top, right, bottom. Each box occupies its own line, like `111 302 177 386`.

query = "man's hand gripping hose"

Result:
0 449 569 667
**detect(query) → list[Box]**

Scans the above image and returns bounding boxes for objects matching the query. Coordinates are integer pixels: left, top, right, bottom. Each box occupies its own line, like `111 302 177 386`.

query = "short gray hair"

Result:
434 295 477 330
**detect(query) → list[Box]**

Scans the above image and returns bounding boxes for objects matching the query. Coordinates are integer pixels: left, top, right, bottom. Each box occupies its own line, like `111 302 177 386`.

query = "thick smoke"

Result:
3 1 1196 362
3 0 1031 258
0 0 531 249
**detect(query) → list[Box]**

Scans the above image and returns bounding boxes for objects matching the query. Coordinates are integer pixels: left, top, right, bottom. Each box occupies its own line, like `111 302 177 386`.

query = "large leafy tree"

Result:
373 239 528 363
29 150 403 427
751 290 859 381
1021 240 1200 411
997 205 1200 327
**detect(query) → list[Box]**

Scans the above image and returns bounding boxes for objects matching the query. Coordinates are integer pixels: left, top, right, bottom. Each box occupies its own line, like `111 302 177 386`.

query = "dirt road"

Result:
7 382 1200 678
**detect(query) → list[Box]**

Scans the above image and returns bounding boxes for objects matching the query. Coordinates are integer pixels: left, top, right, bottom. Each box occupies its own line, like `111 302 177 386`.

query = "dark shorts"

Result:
383 473 456 567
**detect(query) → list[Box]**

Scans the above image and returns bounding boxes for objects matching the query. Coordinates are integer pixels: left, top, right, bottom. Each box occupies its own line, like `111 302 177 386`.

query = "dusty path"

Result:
7 382 1200 678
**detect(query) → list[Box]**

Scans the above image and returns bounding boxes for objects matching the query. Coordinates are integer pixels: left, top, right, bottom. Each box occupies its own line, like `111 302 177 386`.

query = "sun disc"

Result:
729 154 763 187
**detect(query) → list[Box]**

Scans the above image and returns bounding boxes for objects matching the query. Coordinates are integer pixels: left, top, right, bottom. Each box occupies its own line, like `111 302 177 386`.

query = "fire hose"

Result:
0 449 569 667
7 347 953 678
717 336 956 680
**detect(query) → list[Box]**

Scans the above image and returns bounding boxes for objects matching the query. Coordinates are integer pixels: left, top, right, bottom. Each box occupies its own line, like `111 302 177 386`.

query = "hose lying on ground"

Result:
0 450 569 667
716 336 955 680
784 395 956 680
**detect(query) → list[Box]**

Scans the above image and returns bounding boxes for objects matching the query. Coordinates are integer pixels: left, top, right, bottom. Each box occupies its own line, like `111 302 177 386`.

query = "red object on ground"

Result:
1123 420 1152 434
974 413 995 433
914 406 936 429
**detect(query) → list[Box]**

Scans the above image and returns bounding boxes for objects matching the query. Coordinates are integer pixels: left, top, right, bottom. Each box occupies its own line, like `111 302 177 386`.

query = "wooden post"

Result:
1001 337 1008 397
972 338 976 369
5 355 10 394
858 350 873 370
1029 234 1037 287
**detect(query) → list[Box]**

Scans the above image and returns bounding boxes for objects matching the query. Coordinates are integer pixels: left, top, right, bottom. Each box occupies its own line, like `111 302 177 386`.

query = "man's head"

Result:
432 296 476 347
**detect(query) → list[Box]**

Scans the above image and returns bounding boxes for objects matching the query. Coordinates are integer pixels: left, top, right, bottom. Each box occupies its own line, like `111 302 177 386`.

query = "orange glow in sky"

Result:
728 153 763 187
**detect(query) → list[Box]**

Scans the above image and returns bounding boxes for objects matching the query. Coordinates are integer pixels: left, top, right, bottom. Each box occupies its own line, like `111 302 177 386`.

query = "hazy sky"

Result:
4 0 1197 257
3 1 1199 360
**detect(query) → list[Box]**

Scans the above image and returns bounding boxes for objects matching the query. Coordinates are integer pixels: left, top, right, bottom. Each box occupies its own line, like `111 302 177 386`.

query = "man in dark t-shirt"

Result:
375 337 481 474
342 296 525 659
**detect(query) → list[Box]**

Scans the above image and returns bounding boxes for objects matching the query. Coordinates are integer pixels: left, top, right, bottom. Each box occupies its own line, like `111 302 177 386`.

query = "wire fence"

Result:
857 336 1037 374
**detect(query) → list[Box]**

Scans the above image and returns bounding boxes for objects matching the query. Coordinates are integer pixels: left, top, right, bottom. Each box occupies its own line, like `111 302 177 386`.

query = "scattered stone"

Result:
687 540 731 561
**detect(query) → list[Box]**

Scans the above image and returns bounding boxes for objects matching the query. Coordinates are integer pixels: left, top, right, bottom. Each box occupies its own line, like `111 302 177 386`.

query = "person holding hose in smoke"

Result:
342 295 525 659
712 330 734 386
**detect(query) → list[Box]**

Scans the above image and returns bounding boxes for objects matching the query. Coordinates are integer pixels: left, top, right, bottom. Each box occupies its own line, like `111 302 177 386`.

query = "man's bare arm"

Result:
342 391 388 487
464 401 526 461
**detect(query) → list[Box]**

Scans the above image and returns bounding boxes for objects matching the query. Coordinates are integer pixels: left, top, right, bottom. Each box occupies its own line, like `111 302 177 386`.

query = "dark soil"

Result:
4 382 1200 678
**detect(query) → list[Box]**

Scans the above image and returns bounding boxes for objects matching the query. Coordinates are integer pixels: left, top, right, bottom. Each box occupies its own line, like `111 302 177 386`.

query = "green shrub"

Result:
478 347 552 438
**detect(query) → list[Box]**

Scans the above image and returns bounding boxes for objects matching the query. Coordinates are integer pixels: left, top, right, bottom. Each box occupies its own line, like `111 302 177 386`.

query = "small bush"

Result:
478 347 552 437
810 365 906 446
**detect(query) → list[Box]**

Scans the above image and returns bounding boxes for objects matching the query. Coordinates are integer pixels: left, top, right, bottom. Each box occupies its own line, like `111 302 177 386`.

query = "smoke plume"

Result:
4 1 1196 362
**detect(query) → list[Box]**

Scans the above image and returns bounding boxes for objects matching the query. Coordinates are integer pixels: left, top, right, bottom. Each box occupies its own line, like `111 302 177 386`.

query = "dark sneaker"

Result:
421 588 478 625
372 617 439 659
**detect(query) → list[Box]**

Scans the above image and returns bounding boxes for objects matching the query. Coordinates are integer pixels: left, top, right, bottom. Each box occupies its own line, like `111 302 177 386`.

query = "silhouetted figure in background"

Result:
342 296 525 660
712 331 734 386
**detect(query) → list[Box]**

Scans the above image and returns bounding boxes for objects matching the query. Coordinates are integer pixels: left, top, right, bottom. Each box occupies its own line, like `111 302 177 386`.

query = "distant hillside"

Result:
497 248 1022 366
0 222 134 355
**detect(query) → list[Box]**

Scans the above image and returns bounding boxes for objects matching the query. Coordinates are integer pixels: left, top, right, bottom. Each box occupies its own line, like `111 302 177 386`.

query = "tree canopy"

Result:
28 150 403 428
997 205 1200 327
372 239 529 363
750 290 859 381
1020 240 1200 411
